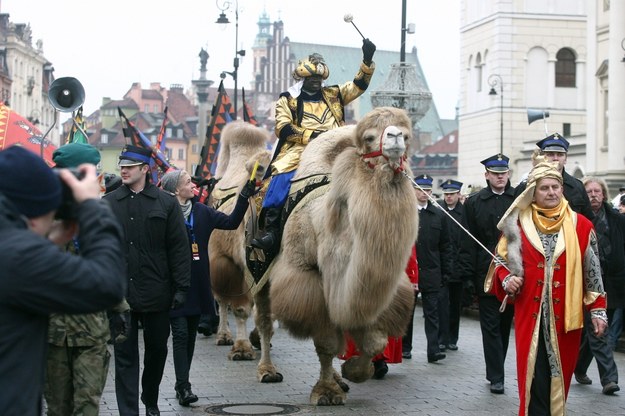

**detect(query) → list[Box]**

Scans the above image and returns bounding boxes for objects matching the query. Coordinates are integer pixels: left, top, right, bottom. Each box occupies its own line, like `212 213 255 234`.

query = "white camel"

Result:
252 107 419 405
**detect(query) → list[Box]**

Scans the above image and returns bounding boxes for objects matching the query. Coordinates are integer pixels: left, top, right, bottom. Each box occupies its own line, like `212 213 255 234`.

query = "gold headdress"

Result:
293 53 330 81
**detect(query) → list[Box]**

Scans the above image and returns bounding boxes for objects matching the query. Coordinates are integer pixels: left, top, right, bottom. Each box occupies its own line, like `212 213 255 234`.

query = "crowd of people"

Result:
1 37 624 416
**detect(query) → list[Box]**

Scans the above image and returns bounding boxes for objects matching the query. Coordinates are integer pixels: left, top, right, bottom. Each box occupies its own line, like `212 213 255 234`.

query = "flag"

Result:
242 88 258 126
117 107 172 183
65 106 89 144
195 80 232 179
156 106 168 152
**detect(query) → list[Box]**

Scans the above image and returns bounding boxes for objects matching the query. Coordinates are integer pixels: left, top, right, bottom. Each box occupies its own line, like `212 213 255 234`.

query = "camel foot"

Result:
228 340 256 361
341 357 374 383
260 372 284 383
258 362 283 383
310 380 347 406
333 372 350 393
215 332 234 346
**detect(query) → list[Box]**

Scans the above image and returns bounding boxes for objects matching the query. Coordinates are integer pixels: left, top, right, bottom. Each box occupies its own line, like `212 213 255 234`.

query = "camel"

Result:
208 120 272 361
253 107 419 405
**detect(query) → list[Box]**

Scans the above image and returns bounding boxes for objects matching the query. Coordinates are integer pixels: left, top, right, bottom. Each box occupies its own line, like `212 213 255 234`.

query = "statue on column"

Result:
199 48 209 72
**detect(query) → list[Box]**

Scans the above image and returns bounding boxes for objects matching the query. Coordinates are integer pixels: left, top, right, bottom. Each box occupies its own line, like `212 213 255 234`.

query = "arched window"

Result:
475 53 482 92
555 48 576 87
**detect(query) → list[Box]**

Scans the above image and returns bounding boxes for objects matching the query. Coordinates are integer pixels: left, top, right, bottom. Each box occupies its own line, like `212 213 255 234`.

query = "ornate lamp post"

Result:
216 0 245 120
371 0 431 128
488 74 504 154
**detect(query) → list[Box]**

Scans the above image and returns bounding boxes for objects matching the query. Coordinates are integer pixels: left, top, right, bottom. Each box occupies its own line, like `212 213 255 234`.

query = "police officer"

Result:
458 154 516 394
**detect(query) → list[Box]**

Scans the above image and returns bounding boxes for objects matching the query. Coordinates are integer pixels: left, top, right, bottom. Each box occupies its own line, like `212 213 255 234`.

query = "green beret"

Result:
53 143 101 168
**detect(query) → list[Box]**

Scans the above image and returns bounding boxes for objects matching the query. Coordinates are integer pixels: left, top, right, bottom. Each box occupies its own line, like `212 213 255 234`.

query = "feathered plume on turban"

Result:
293 53 330 81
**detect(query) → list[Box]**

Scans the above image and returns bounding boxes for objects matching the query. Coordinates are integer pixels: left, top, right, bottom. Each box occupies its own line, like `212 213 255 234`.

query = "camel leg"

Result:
310 331 348 406
215 300 234 346
228 303 256 361
254 283 283 383
341 328 386 383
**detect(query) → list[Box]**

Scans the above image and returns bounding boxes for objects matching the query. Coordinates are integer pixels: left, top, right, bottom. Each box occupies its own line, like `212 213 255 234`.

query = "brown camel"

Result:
253 107 418 405
208 120 272 361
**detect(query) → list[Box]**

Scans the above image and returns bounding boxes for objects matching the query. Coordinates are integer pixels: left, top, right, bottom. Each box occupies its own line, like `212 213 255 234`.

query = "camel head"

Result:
356 107 412 173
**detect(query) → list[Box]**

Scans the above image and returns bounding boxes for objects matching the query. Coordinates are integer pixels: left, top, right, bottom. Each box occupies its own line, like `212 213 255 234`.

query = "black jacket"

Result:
515 169 594 220
416 203 453 293
458 183 516 294
0 194 126 416
104 183 191 312
441 201 466 283
594 203 625 309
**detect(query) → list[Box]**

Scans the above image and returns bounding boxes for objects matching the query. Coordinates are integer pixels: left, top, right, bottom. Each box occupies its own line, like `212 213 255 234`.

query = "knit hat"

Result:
160 170 184 194
0 145 62 218
53 143 101 168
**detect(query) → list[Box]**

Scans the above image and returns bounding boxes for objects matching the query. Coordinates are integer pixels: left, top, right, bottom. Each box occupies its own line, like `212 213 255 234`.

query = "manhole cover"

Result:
205 403 301 415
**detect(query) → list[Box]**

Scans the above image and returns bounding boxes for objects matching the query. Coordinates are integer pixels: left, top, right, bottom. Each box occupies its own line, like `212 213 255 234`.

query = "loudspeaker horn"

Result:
527 108 549 125
48 77 85 113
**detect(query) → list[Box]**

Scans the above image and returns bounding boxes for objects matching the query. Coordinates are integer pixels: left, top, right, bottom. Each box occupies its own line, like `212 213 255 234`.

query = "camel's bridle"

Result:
360 129 407 173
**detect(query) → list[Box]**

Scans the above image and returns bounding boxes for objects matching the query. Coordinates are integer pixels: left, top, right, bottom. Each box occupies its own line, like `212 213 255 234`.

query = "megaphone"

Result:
527 108 550 135
48 77 85 113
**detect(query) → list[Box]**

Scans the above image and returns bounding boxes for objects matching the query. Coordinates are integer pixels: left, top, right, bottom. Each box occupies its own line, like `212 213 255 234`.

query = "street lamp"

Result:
488 74 504 154
216 0 245 120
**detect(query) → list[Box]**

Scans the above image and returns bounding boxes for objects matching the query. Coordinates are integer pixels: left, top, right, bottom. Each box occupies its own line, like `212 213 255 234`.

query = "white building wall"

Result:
459 0 587 189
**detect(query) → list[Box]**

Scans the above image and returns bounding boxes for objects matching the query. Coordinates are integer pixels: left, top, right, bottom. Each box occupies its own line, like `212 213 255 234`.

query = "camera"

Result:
53 167 85 220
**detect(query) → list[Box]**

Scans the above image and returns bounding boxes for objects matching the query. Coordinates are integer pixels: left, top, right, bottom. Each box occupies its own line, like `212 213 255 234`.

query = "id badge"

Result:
191 243 200 261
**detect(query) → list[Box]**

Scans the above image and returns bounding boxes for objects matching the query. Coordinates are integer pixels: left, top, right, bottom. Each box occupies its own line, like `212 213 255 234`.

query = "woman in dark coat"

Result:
160 170 255 406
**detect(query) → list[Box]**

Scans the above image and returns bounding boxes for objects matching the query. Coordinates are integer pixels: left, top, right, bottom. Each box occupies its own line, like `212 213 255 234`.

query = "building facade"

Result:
458 0 588 188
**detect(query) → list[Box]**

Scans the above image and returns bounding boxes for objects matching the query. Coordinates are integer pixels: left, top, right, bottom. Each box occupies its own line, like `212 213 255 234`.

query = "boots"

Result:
251 207 282 251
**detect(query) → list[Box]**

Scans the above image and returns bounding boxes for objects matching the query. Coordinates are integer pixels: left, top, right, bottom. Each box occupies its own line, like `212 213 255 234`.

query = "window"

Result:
166 127 172 137
144 104 149 112
166 148 172 159
178 148 184 160
192 144 198 154
562 123 571 137
101 134 108 144
154 105 158 113
177 129 183 139
555 48 576 87
475 53 483 92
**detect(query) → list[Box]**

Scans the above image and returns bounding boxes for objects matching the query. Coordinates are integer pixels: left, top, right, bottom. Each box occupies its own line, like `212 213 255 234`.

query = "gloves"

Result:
362 38 376 65
239 180 259 199
108 310 130 344
171 291 187 310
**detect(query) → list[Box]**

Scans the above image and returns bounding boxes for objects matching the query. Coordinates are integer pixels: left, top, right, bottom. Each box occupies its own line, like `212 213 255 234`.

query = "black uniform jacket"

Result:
104 183 190 312
417 203 453 293
458 183 516 294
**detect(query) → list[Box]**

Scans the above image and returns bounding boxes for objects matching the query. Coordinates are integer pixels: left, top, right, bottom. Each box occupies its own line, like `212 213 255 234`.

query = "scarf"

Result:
530 199 583 332
180 200 192 221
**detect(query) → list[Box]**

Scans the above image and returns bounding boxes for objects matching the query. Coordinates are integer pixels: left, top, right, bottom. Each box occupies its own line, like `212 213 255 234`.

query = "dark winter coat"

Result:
458 183 516 294
416 203 453 293
104 183 190 312
170 195 249 318
441 201 466 283
594 202 625 309
0 193 126 416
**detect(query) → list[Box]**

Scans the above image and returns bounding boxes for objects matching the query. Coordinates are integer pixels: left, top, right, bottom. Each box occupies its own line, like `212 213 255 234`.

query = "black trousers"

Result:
437 285 450 346
170 315 201 391
447 281 464 345
421 291 441 357
575 310 619 386
478 295 513 384
114 310 170 415
529 324 551 416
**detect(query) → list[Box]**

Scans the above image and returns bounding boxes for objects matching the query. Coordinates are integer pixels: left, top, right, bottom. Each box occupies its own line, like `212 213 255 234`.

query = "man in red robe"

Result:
485 156 607 416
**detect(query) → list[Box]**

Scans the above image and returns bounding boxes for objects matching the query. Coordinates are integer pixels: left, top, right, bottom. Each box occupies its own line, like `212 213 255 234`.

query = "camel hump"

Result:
294 125 356 180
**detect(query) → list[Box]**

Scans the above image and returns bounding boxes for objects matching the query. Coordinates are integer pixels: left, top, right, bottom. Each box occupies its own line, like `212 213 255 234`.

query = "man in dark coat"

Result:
402 174 453 363
515 133 594 221
437 179 466 351
458 153 516 394
574 177 621 395
0 146 126 416
104 145 191 416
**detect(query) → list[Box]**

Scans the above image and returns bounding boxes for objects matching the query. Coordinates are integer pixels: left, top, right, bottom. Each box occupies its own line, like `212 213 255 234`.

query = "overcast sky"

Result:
3 0 460 120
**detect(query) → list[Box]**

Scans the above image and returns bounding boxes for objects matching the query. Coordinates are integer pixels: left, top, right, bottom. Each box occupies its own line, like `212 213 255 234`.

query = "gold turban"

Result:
293 53 330 80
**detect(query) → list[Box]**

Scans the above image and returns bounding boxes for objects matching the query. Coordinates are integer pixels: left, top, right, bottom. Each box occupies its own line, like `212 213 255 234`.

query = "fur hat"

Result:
293 53 330 81
0 146 62 218
53 143 101 168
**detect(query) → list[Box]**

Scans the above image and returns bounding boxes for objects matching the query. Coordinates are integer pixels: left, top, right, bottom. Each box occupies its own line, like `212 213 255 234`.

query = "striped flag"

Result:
195 80 232 179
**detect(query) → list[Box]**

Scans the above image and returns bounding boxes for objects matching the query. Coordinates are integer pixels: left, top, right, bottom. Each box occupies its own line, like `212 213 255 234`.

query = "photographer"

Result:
0 145 126 416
